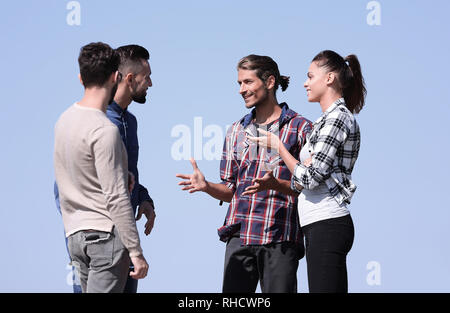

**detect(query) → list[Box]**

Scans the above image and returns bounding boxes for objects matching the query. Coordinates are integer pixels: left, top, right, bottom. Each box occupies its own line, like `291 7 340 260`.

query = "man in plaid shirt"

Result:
177 55 312 293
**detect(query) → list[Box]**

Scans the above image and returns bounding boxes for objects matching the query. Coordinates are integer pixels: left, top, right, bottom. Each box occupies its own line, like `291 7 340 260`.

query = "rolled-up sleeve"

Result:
220 125 238 193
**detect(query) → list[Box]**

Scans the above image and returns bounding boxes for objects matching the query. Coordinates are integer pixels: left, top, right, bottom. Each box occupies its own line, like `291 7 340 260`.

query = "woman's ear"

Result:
326 72 336 85
78 73 84 86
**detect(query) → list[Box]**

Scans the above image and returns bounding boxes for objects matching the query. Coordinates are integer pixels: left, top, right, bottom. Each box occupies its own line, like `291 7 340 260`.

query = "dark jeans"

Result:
123 268 138 293
303 214 354 293
222 237 304 293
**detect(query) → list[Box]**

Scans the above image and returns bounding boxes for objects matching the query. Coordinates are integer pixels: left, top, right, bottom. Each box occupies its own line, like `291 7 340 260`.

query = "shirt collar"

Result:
108 100 127 116
314 98 345 125
241 102 295 128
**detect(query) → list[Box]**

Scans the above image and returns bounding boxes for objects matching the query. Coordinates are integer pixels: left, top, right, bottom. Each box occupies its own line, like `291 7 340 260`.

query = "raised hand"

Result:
175 158 207 193
246 128 281 152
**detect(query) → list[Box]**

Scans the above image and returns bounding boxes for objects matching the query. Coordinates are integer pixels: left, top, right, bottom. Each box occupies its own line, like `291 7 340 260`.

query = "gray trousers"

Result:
67 227 130 293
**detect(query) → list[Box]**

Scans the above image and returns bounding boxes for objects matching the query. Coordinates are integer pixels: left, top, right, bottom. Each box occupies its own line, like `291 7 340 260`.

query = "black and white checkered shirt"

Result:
291 98 360 205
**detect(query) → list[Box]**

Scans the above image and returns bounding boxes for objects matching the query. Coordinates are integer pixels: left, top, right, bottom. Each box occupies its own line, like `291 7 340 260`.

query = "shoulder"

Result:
328 105 356 126
290 114 313 127
90 120 122 144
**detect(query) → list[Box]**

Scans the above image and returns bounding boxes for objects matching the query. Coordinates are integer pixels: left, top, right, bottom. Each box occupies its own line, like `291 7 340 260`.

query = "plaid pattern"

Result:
218 103 312 245
291 98 360 205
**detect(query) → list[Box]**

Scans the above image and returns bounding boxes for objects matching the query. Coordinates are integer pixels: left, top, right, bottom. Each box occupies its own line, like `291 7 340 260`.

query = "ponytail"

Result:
343 55 366 114
279 75 290 92
312 50 367 114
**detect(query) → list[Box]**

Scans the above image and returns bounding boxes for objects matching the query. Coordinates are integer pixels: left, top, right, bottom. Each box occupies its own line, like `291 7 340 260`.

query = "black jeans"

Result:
222 237 304 293
303 214 354 293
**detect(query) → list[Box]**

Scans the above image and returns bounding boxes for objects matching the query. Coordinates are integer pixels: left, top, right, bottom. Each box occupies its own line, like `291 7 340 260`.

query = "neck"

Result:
254 96 281 125
114 86 132 110
77 87 111 113
319 91 342 113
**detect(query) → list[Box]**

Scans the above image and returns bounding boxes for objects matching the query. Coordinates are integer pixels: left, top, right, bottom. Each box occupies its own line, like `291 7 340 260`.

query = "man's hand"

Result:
128 172 135 194
130 255 149 280
242 171 278 196
136 201 156 236
175 158 208 193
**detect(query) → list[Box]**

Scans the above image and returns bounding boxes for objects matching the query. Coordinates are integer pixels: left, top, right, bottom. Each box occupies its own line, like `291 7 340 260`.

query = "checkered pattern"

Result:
218 103 312 245
291 98 360 205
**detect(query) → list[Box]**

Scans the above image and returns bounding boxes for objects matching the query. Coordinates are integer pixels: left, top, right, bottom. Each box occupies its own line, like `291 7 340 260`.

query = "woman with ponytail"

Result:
246 50 366 292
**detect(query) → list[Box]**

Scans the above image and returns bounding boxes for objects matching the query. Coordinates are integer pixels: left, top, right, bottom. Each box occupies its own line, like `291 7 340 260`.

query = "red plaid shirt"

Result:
218 103 312 245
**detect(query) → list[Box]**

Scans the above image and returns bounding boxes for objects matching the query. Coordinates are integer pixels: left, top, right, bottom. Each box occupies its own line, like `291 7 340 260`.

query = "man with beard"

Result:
54 44 155 293
54 42 149 293
107 44 156 293
176 55 312 292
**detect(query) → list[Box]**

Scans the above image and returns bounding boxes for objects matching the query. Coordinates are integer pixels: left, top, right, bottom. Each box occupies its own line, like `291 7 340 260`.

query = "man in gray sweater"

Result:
54 42 148 293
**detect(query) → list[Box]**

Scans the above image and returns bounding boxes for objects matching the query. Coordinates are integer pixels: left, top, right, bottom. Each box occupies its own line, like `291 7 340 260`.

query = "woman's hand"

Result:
303 157 312 167
247 128 281 152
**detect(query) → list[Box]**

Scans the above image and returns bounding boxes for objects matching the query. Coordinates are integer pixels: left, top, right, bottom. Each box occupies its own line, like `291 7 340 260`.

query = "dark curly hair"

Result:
78 42 120 88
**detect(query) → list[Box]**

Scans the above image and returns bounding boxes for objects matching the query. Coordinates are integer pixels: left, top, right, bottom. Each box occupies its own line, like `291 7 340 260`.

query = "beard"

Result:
245 88 269 109
108 82 119 105
131 86 147 104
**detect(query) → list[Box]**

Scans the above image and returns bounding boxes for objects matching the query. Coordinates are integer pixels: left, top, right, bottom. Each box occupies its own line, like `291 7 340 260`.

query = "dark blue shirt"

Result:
54 101 153 215
106 101 153 213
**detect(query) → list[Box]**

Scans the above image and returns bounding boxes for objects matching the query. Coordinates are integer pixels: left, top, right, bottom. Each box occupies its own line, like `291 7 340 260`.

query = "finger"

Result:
145 220 154 236
178 181 192 186
189 188 201 193
244 185 258 192
246 135 258 142
181 186 195 191
242 190 257 196
189 158 198 170
129 269 143 279
176 174 191 179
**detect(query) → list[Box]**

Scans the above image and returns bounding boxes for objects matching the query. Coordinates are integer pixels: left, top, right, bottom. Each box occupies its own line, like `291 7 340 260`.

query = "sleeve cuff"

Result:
290 162 305 192
128 247 143 258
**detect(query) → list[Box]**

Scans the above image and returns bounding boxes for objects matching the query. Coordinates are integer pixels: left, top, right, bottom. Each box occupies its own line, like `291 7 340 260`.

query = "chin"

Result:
244 102 255 109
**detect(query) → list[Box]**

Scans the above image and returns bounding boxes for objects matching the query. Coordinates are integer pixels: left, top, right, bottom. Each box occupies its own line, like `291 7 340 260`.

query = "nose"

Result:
239 83 246 95
303 79 308 89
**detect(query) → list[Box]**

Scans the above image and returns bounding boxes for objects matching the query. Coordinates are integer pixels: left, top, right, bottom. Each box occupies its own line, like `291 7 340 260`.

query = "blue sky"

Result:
0 0 449 292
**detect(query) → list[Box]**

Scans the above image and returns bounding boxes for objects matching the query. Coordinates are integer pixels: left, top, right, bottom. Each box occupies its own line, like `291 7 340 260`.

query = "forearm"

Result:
204 181 234 203
273 178 299 197
278 144 299 175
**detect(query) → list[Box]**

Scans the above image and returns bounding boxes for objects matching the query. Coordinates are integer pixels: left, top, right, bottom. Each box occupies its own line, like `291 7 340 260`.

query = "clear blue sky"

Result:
0 0 449 292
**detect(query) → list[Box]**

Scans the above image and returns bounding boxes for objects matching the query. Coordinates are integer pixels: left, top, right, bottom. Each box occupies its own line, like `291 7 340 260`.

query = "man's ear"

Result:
265 75 276 91
78 73 84 86
125 73 133 85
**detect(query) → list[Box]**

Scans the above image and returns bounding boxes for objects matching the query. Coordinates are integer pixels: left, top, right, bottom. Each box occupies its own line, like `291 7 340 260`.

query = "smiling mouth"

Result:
243 94 253 101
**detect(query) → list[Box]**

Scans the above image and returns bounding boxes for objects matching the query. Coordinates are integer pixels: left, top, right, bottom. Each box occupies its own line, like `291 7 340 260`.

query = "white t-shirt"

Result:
297 142 349 227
